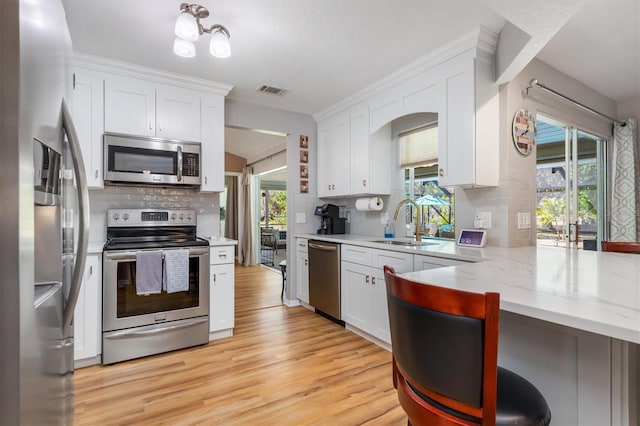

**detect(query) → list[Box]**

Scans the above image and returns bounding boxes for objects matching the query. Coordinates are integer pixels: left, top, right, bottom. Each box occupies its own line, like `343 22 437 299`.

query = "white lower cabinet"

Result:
209 245 235 338
74 254 102 364
341 246 413 344
296 239 309 304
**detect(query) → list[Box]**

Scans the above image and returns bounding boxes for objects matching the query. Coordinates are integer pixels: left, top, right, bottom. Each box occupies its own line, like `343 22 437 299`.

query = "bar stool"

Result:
384 266 551 426
278 260 286 299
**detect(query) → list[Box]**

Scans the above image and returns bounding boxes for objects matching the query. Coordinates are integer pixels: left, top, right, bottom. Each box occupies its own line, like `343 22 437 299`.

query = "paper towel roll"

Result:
355 197 384 211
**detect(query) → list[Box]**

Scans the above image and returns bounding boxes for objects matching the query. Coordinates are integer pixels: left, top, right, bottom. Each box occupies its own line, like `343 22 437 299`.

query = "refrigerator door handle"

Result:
61 99 90 335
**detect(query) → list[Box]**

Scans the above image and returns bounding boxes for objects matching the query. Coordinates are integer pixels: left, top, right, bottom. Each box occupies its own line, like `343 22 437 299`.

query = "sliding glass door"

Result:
536 115 607 249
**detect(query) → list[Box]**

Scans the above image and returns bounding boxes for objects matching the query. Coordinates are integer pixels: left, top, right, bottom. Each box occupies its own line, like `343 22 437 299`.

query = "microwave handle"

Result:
177 146 183 182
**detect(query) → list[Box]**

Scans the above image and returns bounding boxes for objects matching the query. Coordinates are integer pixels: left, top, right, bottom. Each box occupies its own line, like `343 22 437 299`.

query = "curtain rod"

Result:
245 148 287 167
526 79 625 127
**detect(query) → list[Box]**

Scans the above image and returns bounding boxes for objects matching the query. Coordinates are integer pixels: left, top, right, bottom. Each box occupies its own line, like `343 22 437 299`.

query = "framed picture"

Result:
300 149 308 163
300 165 308 179
300 180 309 193
512 108 536 156
299 135 309 149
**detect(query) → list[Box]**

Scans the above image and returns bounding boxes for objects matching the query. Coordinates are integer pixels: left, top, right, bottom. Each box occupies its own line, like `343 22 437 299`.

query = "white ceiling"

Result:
225 127 286 164
61 0 638 159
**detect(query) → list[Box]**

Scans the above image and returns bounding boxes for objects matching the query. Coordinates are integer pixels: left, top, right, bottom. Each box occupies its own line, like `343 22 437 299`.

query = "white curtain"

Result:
240 166 256 266
610 118 638 241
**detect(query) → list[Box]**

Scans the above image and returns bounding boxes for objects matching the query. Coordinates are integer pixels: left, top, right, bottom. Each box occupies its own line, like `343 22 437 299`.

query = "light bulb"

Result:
173 38 196 58
174 12 199 42
209 29 231 58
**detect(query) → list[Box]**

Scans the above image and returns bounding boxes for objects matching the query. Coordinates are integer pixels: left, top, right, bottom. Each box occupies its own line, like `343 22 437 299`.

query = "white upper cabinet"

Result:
156 85 201 142
200 94 225 192
72 68 104 189
104 75 156 137
105 75 203 142
317 112 350 197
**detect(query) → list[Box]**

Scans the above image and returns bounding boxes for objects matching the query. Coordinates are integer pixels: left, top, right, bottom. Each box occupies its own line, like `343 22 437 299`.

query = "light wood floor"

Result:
73 264 406 425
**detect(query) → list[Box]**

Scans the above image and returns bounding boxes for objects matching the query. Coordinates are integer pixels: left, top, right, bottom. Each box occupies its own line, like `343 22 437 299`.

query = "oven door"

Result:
102 246 209 332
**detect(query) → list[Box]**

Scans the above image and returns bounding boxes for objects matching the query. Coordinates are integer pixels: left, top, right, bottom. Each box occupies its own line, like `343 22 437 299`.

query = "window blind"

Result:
399 124 438 168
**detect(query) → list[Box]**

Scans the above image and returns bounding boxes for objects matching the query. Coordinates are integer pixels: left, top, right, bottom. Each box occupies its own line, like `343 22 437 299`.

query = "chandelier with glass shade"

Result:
173 3 231 59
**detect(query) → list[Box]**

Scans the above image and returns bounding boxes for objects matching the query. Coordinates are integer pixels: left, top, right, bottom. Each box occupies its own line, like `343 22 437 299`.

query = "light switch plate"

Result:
476 211 492 229
517 212 531 229
296 212 306 224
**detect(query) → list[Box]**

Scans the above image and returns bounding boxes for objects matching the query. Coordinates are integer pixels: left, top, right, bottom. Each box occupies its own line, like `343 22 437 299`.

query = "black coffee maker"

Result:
315 203 346 234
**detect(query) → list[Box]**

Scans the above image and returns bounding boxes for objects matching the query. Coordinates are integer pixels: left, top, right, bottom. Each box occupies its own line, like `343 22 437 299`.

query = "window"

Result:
399 124 455 238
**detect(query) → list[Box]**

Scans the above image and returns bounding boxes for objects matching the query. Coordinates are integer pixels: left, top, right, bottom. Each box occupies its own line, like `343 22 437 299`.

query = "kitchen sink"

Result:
370 239 437 247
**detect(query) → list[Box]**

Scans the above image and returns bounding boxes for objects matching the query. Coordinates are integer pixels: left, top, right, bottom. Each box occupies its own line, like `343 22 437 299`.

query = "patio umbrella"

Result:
415 194 450 206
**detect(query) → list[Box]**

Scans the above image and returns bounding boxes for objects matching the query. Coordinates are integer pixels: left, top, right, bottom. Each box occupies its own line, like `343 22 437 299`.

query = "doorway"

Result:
535 115 608 249
258 168 287 269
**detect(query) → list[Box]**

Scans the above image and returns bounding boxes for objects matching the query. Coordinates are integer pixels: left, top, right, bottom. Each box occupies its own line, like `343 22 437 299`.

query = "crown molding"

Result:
313 26 498 122
71 53 233 96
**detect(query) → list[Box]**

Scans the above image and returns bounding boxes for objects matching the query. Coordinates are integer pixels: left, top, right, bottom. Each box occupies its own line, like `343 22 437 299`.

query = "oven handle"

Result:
104 317 208 339
104 247 210 261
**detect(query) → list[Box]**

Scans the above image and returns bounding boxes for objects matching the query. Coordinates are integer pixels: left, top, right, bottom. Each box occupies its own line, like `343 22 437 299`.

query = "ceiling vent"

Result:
257 84 288 96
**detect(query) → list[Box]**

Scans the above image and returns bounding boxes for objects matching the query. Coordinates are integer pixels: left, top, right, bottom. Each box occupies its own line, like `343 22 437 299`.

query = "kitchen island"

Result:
296 234 640 425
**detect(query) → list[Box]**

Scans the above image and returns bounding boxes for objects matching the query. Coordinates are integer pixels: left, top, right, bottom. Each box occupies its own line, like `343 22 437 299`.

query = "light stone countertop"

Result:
88 237 238 253
296 233 640 344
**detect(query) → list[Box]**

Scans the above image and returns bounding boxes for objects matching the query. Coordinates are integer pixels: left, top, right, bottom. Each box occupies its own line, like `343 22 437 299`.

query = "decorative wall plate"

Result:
512 108 536 156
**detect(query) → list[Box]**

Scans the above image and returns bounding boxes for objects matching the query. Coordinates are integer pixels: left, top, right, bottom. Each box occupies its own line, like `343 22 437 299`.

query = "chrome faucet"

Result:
393 198 423 242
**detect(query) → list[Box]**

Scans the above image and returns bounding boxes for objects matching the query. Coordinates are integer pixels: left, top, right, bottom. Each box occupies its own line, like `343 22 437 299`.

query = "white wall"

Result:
225 99 317 299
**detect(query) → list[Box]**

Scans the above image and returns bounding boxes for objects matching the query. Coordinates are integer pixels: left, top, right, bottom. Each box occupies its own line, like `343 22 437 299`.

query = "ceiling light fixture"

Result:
173 3 231 59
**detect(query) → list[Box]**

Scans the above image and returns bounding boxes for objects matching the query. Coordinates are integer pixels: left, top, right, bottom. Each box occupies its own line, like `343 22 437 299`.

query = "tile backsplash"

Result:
88 186 220 243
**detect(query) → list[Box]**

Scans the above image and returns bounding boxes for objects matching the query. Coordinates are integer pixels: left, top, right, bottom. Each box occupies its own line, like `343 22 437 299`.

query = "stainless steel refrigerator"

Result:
1 0 89 424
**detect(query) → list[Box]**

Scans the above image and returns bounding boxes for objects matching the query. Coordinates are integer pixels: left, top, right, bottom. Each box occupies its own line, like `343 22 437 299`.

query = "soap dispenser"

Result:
384 221 394 238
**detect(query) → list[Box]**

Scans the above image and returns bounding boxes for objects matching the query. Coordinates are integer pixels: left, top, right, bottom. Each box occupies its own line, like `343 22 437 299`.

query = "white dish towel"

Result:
163 249 190 293
135 251 163 295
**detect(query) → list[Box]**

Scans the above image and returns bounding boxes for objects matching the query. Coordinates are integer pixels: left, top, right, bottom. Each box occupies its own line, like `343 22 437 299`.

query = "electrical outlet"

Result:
380 212 389 224
476 211 492 229
517 212 531 229
296 212 306 224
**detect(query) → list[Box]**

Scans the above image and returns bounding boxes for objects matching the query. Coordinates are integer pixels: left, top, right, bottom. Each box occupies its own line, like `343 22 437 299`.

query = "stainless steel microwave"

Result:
104 133 201 186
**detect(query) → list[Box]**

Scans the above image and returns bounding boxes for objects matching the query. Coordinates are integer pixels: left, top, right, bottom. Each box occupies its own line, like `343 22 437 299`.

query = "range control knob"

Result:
179 213 185 220
123 213 129 221
186 213 192 221
113 213 120 221
171 213 177 220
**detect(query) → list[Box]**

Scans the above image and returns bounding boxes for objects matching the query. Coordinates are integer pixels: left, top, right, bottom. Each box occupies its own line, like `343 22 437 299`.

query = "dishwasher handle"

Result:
308 241 339 251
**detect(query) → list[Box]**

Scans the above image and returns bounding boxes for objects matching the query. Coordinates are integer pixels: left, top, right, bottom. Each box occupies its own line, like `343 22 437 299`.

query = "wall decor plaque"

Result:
512 108 536 156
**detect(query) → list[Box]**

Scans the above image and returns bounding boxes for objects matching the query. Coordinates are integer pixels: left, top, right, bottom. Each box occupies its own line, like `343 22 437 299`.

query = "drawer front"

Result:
210 246 234 265
296 238 308 253
373 249 413 273
341 245 373 265
414 254 465 271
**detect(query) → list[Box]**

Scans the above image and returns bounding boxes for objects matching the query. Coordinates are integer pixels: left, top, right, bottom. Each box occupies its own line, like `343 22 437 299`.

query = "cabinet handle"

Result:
94 170 98 179
149 122 152 130
363 179 366 187
332 184 335 190
365 275 370 284
213 273 216 283
304 259 308 265
328 184 331 190
439 168 444 177
218 251 227 258
371 277 375 285
89 266 93 276
205 176 208 185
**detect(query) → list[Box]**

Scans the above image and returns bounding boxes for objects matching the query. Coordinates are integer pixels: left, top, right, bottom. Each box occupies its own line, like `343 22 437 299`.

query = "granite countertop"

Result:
296 233 640 344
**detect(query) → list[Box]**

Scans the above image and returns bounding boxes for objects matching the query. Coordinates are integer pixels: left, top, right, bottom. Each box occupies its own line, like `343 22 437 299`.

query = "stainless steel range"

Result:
102 208 210 364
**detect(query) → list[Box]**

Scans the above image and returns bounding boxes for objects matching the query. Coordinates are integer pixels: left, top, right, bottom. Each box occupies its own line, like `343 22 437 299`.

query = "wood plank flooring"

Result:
73 264 406 425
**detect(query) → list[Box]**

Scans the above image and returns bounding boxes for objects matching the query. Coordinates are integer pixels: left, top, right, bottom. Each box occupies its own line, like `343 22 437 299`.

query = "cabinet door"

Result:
74 254 101 361
156 85 201 142
104 76 155 137
200 94 225 192
350 107 370 194
371 269 391 344
210 262 235 332
297 250 309 303
340 261 372 331
72 69 104 188
317 114 350 197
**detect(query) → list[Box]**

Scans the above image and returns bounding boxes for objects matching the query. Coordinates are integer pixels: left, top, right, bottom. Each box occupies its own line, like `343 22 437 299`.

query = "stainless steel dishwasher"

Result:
308 240 342 323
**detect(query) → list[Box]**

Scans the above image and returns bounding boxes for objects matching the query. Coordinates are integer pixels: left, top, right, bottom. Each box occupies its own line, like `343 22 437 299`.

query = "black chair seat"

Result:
496 367 551 426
